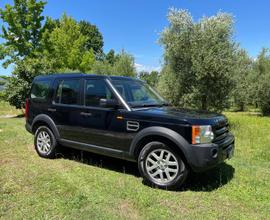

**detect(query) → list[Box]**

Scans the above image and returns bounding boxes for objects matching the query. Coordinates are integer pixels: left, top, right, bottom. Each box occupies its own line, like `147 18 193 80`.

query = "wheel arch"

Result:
130 126 191 164
31 114 60 139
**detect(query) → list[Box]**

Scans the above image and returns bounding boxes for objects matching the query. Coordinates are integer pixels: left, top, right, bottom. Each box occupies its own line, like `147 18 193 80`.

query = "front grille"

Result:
213 122 229 145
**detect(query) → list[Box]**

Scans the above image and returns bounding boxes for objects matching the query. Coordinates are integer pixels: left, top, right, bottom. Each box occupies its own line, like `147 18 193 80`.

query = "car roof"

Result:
34 73 139 81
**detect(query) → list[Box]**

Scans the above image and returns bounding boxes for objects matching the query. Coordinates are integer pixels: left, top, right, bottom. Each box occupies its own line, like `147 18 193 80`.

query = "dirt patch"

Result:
117 200 140 220
0 114 18 118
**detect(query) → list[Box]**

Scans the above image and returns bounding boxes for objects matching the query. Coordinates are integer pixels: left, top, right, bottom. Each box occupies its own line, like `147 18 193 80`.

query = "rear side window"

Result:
30 80 51 101
55 79 80 105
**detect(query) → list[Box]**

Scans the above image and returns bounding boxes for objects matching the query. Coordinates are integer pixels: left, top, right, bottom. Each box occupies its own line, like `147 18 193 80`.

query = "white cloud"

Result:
135 63 161 73
134 63 143 68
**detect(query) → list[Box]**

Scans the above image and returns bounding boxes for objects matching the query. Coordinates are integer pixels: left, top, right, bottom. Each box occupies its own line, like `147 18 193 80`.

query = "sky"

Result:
1 0 270 75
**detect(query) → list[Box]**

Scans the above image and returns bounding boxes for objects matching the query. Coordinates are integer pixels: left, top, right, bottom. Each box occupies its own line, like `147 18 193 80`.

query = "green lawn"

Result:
0 101 22 117
0 104 269 219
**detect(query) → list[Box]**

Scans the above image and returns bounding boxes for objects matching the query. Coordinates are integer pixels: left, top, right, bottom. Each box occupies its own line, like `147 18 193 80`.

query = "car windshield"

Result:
111 79 168 108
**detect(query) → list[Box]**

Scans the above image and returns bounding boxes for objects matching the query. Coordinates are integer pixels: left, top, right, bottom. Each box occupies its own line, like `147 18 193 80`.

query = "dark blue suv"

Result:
25 73 234 189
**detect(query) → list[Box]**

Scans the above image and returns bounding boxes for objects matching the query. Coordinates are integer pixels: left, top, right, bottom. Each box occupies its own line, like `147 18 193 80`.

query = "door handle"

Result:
48 108 56 112
80 112 92 117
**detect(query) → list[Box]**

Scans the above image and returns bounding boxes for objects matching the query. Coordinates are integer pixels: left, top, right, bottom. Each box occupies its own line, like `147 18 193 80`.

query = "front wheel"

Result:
138 141 188 190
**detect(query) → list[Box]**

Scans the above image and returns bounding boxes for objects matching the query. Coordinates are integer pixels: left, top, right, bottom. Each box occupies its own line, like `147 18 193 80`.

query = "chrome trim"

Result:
106 79 131 111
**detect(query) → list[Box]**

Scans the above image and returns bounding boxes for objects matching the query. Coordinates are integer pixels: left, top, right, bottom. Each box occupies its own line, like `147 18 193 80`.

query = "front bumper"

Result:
187 133 235 172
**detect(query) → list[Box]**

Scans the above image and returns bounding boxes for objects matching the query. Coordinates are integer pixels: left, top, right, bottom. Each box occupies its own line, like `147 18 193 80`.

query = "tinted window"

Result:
85 79 114 107
111 80 166 107
31 80 51 101
55 79 80 105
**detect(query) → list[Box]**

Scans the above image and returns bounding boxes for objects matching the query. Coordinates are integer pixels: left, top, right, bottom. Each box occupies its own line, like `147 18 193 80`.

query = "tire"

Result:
138 141 188 190
34 126 57 159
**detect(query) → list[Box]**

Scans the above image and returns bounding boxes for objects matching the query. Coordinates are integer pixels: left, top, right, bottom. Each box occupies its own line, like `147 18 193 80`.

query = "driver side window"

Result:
84 79 115 107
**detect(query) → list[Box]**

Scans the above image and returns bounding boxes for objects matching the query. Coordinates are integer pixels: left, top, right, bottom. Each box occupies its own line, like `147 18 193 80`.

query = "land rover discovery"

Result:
25 73 235 189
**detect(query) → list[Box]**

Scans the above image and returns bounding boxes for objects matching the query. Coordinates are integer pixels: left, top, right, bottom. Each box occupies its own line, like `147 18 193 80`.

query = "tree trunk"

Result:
239 103 244 111
201 96 207 110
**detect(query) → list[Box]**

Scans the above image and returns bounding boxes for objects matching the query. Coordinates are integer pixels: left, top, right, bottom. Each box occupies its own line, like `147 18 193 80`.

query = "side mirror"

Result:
99 98 119 108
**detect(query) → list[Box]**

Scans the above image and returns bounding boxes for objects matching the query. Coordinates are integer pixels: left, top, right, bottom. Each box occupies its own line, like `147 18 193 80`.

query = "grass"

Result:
0 101 22 117
0 103 270 219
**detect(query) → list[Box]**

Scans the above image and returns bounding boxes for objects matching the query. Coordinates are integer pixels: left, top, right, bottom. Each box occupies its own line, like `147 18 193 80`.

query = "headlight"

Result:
192 125 214 144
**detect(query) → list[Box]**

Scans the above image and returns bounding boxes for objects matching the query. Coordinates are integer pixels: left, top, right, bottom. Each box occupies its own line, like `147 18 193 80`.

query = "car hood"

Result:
132 106 227 126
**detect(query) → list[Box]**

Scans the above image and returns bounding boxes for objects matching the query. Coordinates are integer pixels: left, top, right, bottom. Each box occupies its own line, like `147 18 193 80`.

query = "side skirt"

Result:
59 139 136 162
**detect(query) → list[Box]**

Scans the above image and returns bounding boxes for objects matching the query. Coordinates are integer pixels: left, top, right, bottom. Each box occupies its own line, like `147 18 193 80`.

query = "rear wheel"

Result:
138 141 188 190
34 126 57 158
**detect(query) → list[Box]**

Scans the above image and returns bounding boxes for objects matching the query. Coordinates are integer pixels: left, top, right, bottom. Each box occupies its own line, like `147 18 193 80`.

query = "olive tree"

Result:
158 9 237 112
230 49 253 111
252 48 270 115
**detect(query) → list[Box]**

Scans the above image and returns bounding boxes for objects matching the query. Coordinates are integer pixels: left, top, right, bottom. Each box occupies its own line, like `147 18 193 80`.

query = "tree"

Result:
79 20 104 56
5 56 55 108
48 14 95 72
0 0 51 108
105 49 118 65
1 1 103 108
252 48 270 115
80 49 95 73
40 17 60 54
139 71 159 87
112 50 136 77
158 9 236 112
91 60 114 75
0 0 46 67
91 50 136 77
231 49 253 111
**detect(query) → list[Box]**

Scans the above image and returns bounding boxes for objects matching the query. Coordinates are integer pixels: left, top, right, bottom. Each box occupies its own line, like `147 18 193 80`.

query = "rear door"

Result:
49 77 83 141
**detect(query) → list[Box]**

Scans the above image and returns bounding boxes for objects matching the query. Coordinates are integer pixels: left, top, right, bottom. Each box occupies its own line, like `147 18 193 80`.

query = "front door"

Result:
76 78 131 151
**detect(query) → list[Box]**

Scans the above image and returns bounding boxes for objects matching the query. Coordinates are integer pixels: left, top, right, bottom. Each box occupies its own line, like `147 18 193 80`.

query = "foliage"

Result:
91 50 136 77
80 49 96 73
105 49 118 65
0 0 46 67
40 17 60 54
48 14 94 72
230 49 253 111
157 65 181 106
91 60 114 75
5 56 55 108
139 71 159 87
158 9 236 112
0 77 7 100
112 50 136 77
251 48 270 115
0 75 10 80
0 80 6 86
79 20 104 55
0 91 5 101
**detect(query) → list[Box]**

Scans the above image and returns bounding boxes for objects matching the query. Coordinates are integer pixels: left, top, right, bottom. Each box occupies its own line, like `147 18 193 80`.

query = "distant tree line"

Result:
1 2 270 115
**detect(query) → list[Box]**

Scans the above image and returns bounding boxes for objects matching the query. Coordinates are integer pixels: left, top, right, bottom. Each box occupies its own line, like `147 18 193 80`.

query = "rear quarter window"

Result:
30 80 51 102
